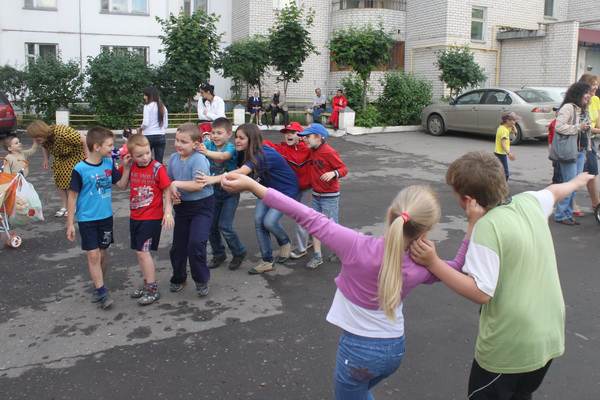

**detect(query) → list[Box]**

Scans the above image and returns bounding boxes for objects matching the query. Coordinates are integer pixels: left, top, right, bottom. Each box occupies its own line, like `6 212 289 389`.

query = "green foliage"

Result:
25 54 84 122
149 63 186 113
0 64 27 105
354 104 383 129
435 44 486 98
157 9 222 109
85 49 150 129
376 69 433 125
340 73 365 111
329 24 393 110
215 37 270 100
268 3 317 95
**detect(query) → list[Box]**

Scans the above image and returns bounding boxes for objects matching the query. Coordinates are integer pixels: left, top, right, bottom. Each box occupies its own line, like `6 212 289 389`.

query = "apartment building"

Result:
1 0 599 101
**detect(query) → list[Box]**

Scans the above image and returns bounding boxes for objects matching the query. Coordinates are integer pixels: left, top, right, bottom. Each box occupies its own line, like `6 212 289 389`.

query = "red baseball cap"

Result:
280 121 304 133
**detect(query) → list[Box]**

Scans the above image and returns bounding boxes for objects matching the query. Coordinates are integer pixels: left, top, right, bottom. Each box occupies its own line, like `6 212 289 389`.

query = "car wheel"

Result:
510 123 523 145
427 114 446 136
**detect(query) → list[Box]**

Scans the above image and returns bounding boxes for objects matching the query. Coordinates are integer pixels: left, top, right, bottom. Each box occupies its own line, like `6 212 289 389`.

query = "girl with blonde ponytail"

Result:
219 174 483 399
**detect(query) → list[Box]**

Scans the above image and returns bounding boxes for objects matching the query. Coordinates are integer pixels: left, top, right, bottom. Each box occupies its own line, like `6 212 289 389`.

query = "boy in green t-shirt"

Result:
410 150 594 400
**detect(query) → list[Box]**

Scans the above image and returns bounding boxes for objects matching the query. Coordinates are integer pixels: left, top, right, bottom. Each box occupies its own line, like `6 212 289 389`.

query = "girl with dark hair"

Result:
198 123 298 274
198 83 226 134
554 81 592 225
139 86 168 164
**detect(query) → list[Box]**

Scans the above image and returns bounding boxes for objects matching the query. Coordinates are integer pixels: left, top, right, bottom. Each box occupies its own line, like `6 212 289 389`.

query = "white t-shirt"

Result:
141 102 168 136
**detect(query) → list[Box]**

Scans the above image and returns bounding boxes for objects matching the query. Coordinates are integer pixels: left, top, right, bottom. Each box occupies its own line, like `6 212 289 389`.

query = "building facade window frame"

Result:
471 6 486 42
184 0 208 15
335 0 406 11
273 0 294 10
23 0 57 10
26 43 58 61
544 0 554 17
100 0 148 15
101 45 149 64
330 41 405 72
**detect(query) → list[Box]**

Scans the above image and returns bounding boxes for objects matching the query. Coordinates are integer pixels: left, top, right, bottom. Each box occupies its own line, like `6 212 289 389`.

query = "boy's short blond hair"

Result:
126 133 150 152
2 136 17 152
177 122 202 143
446 151 508 210
86 126 115 152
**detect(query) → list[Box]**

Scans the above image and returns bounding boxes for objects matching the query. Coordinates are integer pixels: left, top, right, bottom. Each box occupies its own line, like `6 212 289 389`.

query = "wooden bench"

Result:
304 109 331 125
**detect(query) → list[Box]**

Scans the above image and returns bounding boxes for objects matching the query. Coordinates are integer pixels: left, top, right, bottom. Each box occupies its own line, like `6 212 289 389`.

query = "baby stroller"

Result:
0 157 25 247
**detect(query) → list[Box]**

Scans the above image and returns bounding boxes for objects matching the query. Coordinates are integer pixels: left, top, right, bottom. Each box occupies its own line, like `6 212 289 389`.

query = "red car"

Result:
0 91 17 136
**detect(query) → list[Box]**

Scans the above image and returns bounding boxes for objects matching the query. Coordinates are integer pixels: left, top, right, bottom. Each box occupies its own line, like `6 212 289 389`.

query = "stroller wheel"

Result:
596 205 600 225
6 233 22 248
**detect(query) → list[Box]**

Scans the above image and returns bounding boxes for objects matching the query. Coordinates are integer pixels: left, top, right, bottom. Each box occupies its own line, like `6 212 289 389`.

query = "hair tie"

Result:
400 213 410 223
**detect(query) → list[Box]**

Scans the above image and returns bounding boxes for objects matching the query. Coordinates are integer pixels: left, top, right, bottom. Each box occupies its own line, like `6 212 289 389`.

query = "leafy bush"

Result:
376 69 433 125
354 104 383 128
86 50 150 129
339 73 364 111
25 54 84 122
0 64 27 105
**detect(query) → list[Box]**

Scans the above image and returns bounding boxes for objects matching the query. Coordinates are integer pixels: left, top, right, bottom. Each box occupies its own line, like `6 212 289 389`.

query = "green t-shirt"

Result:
465 191 565 373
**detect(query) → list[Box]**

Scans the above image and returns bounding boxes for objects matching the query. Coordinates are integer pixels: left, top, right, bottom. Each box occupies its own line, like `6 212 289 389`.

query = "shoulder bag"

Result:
549 104 578 163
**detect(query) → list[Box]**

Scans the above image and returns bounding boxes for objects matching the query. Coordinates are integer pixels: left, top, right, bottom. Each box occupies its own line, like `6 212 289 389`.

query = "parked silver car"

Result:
421 88 557 144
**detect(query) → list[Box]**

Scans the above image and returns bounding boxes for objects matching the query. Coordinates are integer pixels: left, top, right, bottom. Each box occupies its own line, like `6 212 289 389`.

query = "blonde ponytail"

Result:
378 185 441 323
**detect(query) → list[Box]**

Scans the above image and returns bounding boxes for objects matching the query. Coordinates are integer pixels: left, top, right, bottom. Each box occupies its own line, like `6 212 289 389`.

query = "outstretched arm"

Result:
546 173 595 204
221 173 267 198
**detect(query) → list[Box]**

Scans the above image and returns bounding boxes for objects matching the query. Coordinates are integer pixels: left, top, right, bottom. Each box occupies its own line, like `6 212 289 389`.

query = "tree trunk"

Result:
362 77 368 111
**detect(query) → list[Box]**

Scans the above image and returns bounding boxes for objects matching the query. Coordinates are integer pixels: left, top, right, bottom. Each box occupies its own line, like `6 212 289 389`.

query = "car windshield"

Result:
514 89 554 103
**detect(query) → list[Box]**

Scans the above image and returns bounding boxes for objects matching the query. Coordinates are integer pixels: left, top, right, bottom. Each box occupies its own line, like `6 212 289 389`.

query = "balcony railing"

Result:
333 0 406 11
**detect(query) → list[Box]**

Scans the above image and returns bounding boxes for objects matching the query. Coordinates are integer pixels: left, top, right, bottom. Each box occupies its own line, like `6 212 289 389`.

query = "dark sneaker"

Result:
196 283 209 297
130 285 148 299
229 252 247 270
306 255 323 270
98 293 114 309
91 288 100 303
569 217 581 225
328 253 341 263
208 254 227 269
138 289 160 305
555 218 576 225
170 282 185 292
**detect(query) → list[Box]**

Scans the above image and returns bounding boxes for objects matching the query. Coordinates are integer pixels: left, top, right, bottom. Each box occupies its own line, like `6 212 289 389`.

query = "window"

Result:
101 0 147 14
337 0 405 10
184 0 207 14
24 0 57 9
544 0 554 17
273 0 294 10
101 46 148 63
483 91 512 105
471 7 485 41
331 41 405 72
26 43 57 61
455 91 483 105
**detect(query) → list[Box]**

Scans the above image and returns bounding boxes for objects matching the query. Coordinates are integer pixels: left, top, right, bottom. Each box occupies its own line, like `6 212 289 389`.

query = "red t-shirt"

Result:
264 140 312 190
118 160 171 220
548 119 556 144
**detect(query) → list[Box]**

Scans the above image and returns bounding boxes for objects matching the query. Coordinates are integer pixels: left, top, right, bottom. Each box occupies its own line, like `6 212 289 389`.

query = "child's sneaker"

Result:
138 289 160 305
130 285 148 298
306 255 323 270
98 293 114 309
328 253 341 263
196 283 209 297
170 282 185 292
248 261 275 275
91 288 100 303
208 254 227 269
229 251 246 270
277 242 291 263
290 248 307 259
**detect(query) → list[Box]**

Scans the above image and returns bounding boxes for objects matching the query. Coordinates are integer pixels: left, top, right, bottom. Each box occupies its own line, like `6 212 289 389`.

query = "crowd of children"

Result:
3 99 595 399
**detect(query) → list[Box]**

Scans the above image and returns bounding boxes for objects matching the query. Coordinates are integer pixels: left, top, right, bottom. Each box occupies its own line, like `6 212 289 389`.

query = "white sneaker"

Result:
290 249 307 259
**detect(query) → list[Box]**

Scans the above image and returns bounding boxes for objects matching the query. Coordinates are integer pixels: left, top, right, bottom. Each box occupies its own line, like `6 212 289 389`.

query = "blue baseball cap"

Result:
297 123 329 138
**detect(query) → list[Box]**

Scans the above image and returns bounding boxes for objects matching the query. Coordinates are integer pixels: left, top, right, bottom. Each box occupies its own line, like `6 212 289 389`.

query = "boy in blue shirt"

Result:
66 126 123 309
195 117 246 270
168 123 215 297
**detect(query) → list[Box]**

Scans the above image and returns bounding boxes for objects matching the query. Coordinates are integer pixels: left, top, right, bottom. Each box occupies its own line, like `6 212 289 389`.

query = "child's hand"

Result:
409 236 439 267
195 171 213 187
221 173 253 193
66 225 76 242
195 142 207 154
508 152 516 161
320 172 335 182
466 198 486 226
122 153 133 167
162 213 174 230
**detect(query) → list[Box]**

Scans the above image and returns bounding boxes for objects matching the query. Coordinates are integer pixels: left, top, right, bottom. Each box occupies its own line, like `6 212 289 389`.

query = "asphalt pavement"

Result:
0 128 598 399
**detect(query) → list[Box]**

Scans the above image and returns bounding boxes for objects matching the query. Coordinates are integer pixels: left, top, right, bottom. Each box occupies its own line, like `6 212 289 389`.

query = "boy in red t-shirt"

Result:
117 134 174 305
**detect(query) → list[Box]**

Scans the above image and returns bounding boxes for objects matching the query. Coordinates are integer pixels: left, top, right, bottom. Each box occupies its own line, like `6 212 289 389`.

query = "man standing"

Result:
311 88 327 123
270 90 288 126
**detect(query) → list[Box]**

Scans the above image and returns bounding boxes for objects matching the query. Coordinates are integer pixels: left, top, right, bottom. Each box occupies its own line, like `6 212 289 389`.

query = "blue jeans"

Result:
334 331 405 400
254 198 290 262
555 150 585 221
146 134 166 165
312 195 339 223
209 187 246 257
313 107 325 123
494 153 509 180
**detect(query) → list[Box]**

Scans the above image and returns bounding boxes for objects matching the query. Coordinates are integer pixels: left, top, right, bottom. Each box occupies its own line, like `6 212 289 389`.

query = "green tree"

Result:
268 3 317 96
329 24 393 110
85 49 150 129
376 69 433 125
435 44 486 98
0 65 27 105
340 73 366 111
25 54 84 121
215 37 270 101
157 9 222 111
